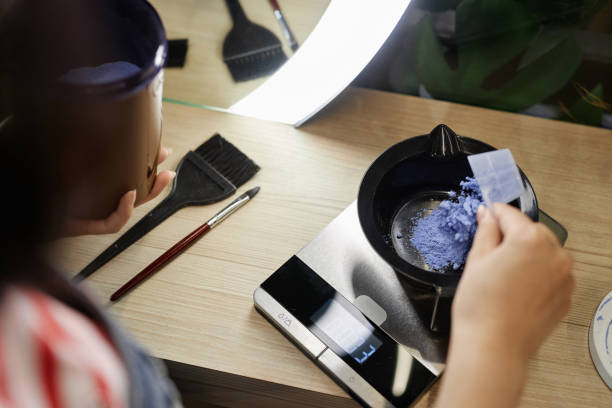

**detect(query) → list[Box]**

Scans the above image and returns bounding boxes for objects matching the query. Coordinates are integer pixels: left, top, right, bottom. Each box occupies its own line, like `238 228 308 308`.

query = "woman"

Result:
0 1 182 405
0 115 180 407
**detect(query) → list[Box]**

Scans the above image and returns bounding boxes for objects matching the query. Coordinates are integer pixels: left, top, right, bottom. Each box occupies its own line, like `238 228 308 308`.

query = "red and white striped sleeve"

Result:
0 287 129 408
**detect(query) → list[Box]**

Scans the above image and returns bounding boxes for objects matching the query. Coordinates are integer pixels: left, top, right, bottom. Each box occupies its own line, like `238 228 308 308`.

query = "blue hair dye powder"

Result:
409 177 483 271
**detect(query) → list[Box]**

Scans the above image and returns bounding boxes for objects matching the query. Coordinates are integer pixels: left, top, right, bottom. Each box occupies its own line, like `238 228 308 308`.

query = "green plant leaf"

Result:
389 67 420 95
387 20 422 95
415 0 541 99
519 0 602 25
518 27 572 70
415 11 582 111
455 0 539 75
456 0 540 43
488 34 582 110
415 15 458 98
561 83 604 126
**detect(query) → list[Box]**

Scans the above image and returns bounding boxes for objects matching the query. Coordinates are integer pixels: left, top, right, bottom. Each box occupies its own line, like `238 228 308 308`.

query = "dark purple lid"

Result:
1 0 167 101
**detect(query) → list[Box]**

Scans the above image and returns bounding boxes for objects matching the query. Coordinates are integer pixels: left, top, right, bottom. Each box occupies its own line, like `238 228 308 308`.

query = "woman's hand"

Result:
435 203 574 408
60 147 176 237
454 203 574 359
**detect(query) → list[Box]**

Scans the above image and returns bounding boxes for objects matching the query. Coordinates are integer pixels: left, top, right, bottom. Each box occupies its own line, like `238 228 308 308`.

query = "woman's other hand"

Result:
435 203 574 408
60 147 175 237
453 203 574 360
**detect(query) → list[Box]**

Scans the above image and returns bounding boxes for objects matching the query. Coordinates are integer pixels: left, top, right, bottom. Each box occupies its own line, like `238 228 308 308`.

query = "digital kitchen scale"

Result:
254 202 446 407
254 202 567 407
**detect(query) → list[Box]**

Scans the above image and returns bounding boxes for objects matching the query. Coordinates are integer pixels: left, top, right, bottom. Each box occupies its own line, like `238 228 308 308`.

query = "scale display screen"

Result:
259 256 437 407
311 298 382 364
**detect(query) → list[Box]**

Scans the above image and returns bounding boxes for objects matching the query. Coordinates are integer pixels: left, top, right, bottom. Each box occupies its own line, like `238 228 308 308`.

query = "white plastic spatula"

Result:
467 149 523 213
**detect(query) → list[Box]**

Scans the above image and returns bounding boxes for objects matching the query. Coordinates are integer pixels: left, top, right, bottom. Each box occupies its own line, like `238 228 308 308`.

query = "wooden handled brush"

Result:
222 0 287 82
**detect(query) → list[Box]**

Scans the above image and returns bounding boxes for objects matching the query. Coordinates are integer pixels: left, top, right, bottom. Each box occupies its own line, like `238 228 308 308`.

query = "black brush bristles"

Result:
223 46 287 82
222 0 287 82
194 134 260 188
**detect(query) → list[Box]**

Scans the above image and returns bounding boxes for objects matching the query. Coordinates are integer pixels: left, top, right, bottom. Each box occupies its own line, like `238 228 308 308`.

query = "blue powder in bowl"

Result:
409 177 483 271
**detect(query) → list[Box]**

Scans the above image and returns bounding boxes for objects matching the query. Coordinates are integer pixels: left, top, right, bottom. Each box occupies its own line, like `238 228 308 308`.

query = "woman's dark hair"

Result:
0 2 71 287
0 118 65 282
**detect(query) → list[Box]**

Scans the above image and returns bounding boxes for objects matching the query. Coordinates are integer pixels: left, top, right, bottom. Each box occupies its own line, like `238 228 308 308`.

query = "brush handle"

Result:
268 0 298 52
109 187 258 302
225 0 249 24
73 193 185 282
110 223 211 301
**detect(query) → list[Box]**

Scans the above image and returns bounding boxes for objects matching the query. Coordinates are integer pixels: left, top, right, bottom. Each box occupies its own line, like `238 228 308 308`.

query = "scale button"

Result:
254 288 326 358
354 295 387 326
317 349 393 408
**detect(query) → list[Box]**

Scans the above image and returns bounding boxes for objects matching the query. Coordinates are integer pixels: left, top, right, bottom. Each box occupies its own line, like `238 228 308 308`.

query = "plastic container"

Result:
6 0 167 219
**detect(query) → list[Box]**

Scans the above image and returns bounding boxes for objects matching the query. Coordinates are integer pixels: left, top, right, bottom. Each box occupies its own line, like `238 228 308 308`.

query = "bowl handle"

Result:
429 124 463 160
430 285 455 332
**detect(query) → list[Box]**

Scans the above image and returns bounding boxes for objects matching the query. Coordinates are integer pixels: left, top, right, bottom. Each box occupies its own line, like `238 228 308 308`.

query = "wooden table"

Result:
57 87 612 407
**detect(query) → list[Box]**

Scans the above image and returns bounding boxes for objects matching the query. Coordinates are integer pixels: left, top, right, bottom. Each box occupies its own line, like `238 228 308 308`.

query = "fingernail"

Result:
130 190 137 204
476 205 487 222
166 147 173 155
169 170 177 179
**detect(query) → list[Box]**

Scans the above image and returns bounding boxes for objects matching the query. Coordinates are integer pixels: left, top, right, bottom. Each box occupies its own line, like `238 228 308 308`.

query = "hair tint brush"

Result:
222 0 287 82
74 134 260 281
268 0 298 52
110 187 260 302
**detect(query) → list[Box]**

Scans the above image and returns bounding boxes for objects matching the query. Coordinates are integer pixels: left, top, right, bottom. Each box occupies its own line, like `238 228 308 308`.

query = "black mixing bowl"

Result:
357 124 539 331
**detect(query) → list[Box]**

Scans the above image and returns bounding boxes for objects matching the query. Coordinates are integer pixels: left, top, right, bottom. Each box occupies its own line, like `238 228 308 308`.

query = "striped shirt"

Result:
0 286 129 408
